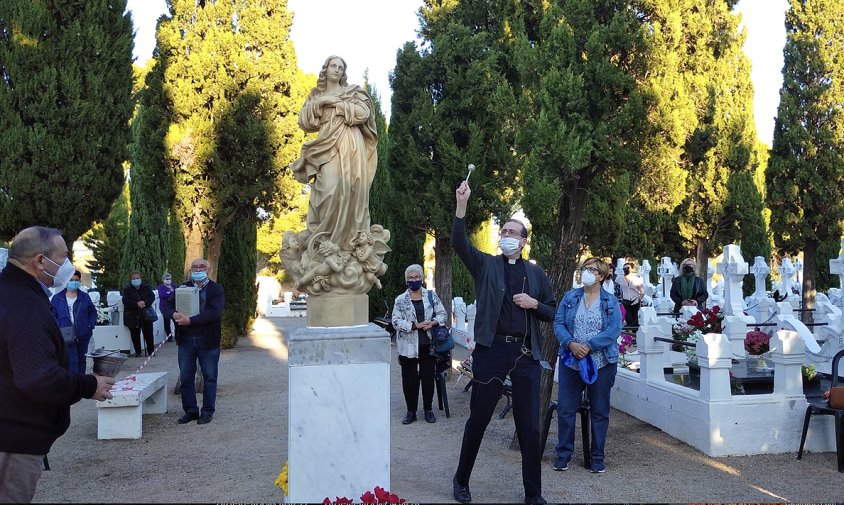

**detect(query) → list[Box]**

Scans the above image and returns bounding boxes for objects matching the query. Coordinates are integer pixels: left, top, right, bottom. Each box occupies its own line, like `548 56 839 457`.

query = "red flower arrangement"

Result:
687 305 724 334
745 327 771 355
324 486 406 505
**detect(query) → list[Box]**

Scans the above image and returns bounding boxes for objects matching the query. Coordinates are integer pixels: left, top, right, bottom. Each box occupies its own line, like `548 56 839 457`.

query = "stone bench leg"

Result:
144 385 168 414
98 405 143 440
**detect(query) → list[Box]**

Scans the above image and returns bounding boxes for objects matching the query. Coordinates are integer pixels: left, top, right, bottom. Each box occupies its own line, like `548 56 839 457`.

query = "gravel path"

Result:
33 316 841 503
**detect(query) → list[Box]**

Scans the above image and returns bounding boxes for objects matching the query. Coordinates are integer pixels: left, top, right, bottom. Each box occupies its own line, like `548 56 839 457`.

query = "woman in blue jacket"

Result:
51 270 98 374
553 258 622 474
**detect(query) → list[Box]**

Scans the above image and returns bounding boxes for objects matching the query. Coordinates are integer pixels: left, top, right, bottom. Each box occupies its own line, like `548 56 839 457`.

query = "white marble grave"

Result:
0 247 7 271
614 328 838 455
287 324 390 503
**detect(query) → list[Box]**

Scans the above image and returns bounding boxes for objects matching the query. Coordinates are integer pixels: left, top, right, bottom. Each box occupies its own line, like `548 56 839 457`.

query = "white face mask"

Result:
163 279 172 286
580 269 597 287
43 256 75 291
498 237 522 256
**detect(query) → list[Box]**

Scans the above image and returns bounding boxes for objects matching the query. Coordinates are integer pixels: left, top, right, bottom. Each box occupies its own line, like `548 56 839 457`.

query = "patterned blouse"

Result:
570 296 609 370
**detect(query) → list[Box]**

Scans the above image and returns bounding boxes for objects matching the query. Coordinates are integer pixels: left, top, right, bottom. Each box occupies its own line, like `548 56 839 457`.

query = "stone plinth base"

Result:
307 294 369 327
286 324 390 503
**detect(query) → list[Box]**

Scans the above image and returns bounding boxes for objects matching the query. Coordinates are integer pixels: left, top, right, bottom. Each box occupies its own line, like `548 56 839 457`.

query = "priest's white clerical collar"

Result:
508 259 517 264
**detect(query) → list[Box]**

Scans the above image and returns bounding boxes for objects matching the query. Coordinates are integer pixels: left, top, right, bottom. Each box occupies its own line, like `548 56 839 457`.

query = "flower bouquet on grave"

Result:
688 305 724 334
671 322 702 360
618 332 636 367
95 304 113 325
744 327 772 356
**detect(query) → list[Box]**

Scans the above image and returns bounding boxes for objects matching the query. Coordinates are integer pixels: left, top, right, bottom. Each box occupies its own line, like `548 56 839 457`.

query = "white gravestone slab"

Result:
0 248 7 271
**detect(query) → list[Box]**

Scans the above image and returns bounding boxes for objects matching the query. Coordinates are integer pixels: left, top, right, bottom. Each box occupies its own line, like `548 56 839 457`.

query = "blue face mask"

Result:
131 279 142 287
406 279 423 291
67 280 81 291
192 271 208 283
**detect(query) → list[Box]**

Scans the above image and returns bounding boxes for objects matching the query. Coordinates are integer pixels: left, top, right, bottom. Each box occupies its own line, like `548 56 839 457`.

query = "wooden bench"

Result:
96 372 168 440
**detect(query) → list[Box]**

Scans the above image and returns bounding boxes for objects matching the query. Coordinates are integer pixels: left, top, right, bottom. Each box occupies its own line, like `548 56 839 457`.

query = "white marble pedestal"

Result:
287 323 391 503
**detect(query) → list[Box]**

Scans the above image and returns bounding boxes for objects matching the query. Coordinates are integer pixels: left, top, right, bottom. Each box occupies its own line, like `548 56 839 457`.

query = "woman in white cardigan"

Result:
392 264 448 424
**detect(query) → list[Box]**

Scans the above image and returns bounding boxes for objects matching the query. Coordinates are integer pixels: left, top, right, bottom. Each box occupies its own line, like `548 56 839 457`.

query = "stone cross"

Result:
829 238 844 289
779 258 797 300
656 256 675 300
749 256 770 300
640 259 654 296
717 244 748 317
0 247 7 271
794 257 803 295
616 258 626 284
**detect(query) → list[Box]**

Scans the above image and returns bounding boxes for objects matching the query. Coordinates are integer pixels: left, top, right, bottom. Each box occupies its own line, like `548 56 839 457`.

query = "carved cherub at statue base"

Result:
280 225 391 297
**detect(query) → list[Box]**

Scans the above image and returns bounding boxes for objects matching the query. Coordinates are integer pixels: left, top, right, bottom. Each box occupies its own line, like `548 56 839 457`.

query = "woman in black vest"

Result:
122 271 156 357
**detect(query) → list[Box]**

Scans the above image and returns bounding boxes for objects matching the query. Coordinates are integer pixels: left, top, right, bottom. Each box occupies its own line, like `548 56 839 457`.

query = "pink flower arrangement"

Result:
745 328 771 355
618 332 636 355
324 486 406 504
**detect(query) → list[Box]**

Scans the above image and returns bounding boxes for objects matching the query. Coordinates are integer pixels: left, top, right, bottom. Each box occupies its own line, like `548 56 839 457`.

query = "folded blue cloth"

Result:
561 348 598 384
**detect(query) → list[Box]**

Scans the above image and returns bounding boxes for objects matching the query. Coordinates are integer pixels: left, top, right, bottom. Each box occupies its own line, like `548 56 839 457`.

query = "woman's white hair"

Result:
404 264 423 279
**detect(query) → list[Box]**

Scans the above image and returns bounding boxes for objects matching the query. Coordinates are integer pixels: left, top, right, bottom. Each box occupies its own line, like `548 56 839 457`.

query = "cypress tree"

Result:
121 59 173 284
0 0 133 245
166 207 186 281
84 184 130 298
767 0 844 314
670 0 762 271
511 0 648 443
388 1 518 317
218 217 257 348
628 0 767 269
157 0 302 273
364 79 394 320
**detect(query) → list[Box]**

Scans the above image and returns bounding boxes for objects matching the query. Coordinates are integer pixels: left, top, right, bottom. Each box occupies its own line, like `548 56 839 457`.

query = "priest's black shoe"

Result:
177 413 199 424
524 495 547 505
401 411 416 424
452 476 471 503
424 410 436 423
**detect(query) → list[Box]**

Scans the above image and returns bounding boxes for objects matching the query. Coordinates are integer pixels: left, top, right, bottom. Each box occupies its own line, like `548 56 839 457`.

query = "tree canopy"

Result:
0 0 134 246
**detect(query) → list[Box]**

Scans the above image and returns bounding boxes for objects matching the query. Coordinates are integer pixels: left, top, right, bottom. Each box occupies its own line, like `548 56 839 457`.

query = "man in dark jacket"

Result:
161 258 224 425
451 181 556 505
0 226 114 503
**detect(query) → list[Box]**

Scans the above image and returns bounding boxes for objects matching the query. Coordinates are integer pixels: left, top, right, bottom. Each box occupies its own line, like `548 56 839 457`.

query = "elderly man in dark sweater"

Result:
451 181 556 505
0 226 114 503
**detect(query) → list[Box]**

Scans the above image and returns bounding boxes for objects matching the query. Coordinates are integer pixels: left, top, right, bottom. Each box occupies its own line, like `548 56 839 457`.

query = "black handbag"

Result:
143 306 159 322
427 291 454 354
